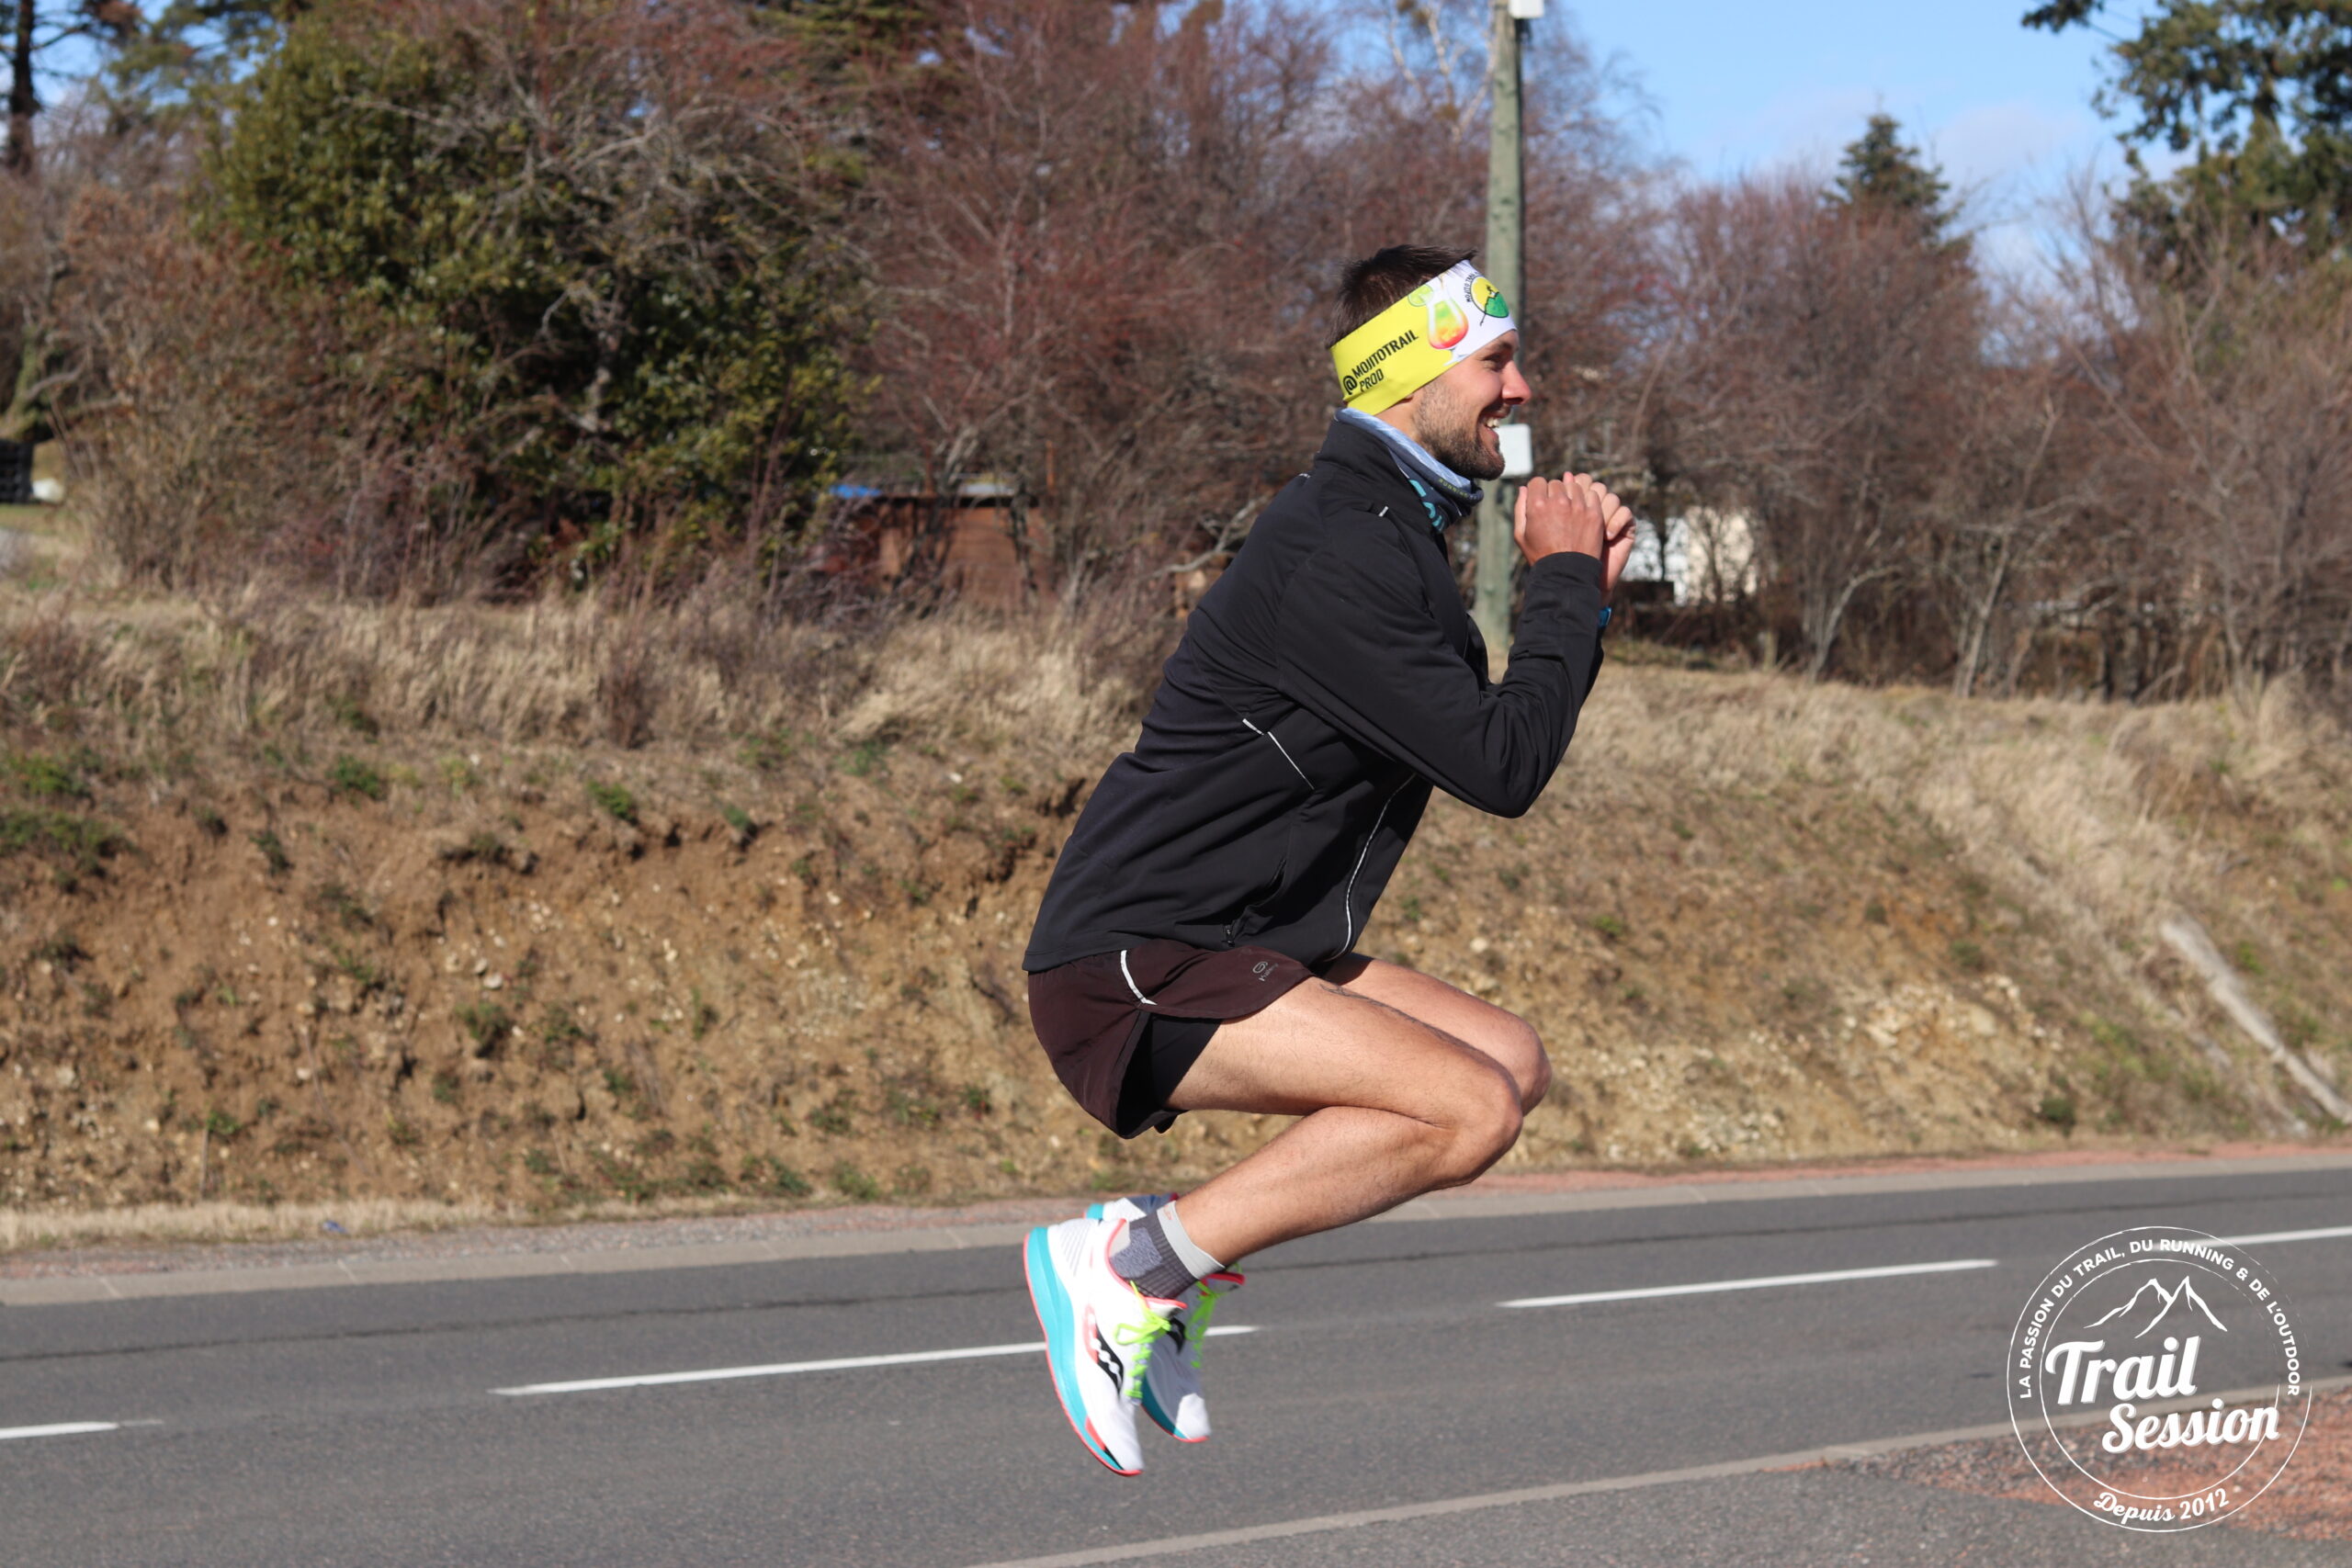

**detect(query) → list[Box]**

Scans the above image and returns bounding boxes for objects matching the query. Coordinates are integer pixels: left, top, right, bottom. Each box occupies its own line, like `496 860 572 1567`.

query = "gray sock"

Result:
1158 1200 1226 1280
1111 1209 1215 1302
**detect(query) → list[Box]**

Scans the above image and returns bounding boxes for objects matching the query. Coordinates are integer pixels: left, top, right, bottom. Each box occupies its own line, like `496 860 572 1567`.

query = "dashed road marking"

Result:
2209 1224 2352 1247
1500 1258 1997 1310
494 1325 1256 1396
0 1422 120 1442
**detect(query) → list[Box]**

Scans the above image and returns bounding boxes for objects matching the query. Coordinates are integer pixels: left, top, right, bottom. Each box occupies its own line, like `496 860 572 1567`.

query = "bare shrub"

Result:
857 0 1346 587
51 186 481 594
1636 163 2352 711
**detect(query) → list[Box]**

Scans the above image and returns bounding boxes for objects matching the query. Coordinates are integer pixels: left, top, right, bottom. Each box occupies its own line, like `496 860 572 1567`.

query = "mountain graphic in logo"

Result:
2086 1275 2230 1337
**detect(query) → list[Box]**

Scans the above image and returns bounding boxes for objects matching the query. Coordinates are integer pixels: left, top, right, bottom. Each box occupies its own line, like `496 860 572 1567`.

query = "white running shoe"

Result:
1088 1194 1246 1443
1023 1213 1178 1475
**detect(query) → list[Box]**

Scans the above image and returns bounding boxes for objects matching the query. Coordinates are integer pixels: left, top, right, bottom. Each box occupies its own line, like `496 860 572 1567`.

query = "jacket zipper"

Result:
1340 782 1410 953
1228 715 1307 949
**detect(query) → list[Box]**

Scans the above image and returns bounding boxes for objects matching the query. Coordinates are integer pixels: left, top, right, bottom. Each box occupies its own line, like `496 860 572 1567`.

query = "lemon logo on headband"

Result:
1471 276 1510 319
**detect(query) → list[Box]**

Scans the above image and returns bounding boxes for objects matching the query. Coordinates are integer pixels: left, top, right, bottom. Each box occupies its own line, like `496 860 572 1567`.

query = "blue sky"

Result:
1562 1 2155 262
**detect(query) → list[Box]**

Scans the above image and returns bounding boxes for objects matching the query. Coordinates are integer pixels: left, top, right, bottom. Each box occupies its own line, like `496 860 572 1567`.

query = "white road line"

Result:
0 1422 119 1442
1500 1258 1996 1310
493 1325 1257 1397
2210 1224 2352 1247
495 1222 2339 1399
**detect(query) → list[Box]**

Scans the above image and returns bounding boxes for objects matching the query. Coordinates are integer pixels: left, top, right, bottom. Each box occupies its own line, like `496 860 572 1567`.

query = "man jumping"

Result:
1020 244 1634 1474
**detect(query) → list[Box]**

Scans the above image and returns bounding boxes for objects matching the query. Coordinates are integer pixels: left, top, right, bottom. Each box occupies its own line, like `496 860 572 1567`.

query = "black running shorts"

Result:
1026 940 1326 1138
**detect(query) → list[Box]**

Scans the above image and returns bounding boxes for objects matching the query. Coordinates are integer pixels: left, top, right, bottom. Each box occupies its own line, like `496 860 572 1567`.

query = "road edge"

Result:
7 1149 2351 1307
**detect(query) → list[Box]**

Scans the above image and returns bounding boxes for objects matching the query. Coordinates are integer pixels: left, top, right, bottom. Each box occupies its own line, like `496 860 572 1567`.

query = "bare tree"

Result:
854 0 1434 589
5 1 137 175
1924 343 2079 697
2051 214 2352 699
854 0 1657 599
1648 174 1984 678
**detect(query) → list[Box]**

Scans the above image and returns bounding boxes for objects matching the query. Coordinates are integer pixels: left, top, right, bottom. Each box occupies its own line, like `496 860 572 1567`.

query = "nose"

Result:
1501 358 1532 408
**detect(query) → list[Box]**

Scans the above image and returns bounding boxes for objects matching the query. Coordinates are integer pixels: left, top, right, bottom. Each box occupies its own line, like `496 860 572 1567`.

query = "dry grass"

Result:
835 607 1143 756
0 581 1151 761
1574 670 2347 976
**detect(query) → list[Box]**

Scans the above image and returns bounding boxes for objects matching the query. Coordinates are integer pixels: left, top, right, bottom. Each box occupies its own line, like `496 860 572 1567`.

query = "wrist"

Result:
1530 548 1604 583
1534 545 1603 568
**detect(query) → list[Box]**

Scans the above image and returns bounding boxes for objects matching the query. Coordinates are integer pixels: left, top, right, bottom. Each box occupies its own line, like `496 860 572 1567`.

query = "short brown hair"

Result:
1329 244 1476 346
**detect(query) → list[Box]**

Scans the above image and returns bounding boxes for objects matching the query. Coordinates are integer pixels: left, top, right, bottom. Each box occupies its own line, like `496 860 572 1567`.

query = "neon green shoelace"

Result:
1112 1303 1174 1399
1185 1279 1236 1370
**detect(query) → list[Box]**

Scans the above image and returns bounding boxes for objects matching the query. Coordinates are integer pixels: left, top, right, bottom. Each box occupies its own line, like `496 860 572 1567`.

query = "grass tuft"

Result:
585 780 637 822
328 754 388 800
249 829 291 876
2 810 126 875
458 1001 513 1053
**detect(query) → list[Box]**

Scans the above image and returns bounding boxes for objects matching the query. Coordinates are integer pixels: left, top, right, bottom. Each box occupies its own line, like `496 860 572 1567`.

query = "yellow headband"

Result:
1329 261 1513 414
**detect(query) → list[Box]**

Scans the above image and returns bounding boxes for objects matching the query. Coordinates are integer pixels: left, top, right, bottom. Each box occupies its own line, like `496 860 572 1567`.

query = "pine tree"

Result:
2025 0 2352 250
1829 113 1955 242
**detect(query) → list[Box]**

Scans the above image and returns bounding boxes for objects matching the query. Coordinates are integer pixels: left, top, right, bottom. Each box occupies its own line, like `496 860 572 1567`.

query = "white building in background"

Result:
1630 509 1758 605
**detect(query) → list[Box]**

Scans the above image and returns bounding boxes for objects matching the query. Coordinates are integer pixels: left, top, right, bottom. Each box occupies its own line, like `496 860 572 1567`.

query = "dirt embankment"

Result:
2 603 2348 1227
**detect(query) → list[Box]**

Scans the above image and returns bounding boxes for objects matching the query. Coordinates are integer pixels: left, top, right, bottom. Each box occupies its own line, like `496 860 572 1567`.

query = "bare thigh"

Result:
1157 975 1526 1261
1164 976 1514 1122
1323 954 1551 1109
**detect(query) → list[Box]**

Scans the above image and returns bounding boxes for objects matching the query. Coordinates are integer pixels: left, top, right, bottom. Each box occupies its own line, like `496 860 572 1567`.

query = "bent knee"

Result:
1426 1069 1524 1188
1513 1021 1553 1111
1466 1008 1549 1111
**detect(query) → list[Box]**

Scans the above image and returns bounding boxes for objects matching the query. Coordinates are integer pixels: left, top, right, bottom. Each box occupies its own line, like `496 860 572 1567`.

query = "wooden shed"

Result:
826 478 1051 606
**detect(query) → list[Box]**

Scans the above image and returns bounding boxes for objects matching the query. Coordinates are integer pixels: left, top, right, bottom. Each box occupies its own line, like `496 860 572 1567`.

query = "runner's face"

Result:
1404 332 1528 480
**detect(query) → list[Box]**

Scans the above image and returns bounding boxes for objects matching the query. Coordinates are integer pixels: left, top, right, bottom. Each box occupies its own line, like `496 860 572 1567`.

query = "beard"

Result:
1413 380 1505 480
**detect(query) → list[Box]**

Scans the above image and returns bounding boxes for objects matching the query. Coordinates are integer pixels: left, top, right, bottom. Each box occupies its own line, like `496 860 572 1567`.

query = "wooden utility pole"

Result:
5 0 36 176
1472 0 1534 661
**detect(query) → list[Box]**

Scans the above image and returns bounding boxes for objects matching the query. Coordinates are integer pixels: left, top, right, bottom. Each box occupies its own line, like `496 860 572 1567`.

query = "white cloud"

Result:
1927 101 2124 282
1687 84 1881 177
1934 99 2098 186
1690 90 2106 195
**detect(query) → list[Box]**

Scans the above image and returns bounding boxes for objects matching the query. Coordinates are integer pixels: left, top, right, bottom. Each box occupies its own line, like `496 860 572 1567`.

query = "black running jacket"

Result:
1023 416 1608 974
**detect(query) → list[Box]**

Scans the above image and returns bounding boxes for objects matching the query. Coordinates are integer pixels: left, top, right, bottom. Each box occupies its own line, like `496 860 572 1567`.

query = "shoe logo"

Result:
1165 1315 1189 1352
1091 1322 1125 1389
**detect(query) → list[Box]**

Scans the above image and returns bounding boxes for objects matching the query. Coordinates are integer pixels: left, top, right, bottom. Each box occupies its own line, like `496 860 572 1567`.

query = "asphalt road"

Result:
6 1162 2350 1567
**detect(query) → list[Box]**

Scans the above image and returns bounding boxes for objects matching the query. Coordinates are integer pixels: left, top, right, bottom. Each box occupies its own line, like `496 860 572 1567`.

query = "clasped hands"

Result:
1513 473 1636 598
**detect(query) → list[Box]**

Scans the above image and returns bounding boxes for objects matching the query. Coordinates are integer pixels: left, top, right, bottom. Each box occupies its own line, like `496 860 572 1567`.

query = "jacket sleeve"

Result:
1273 528 1605 818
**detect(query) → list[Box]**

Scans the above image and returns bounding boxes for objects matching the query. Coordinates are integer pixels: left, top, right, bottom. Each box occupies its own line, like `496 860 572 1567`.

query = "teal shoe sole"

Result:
1023 1225 1129 1474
